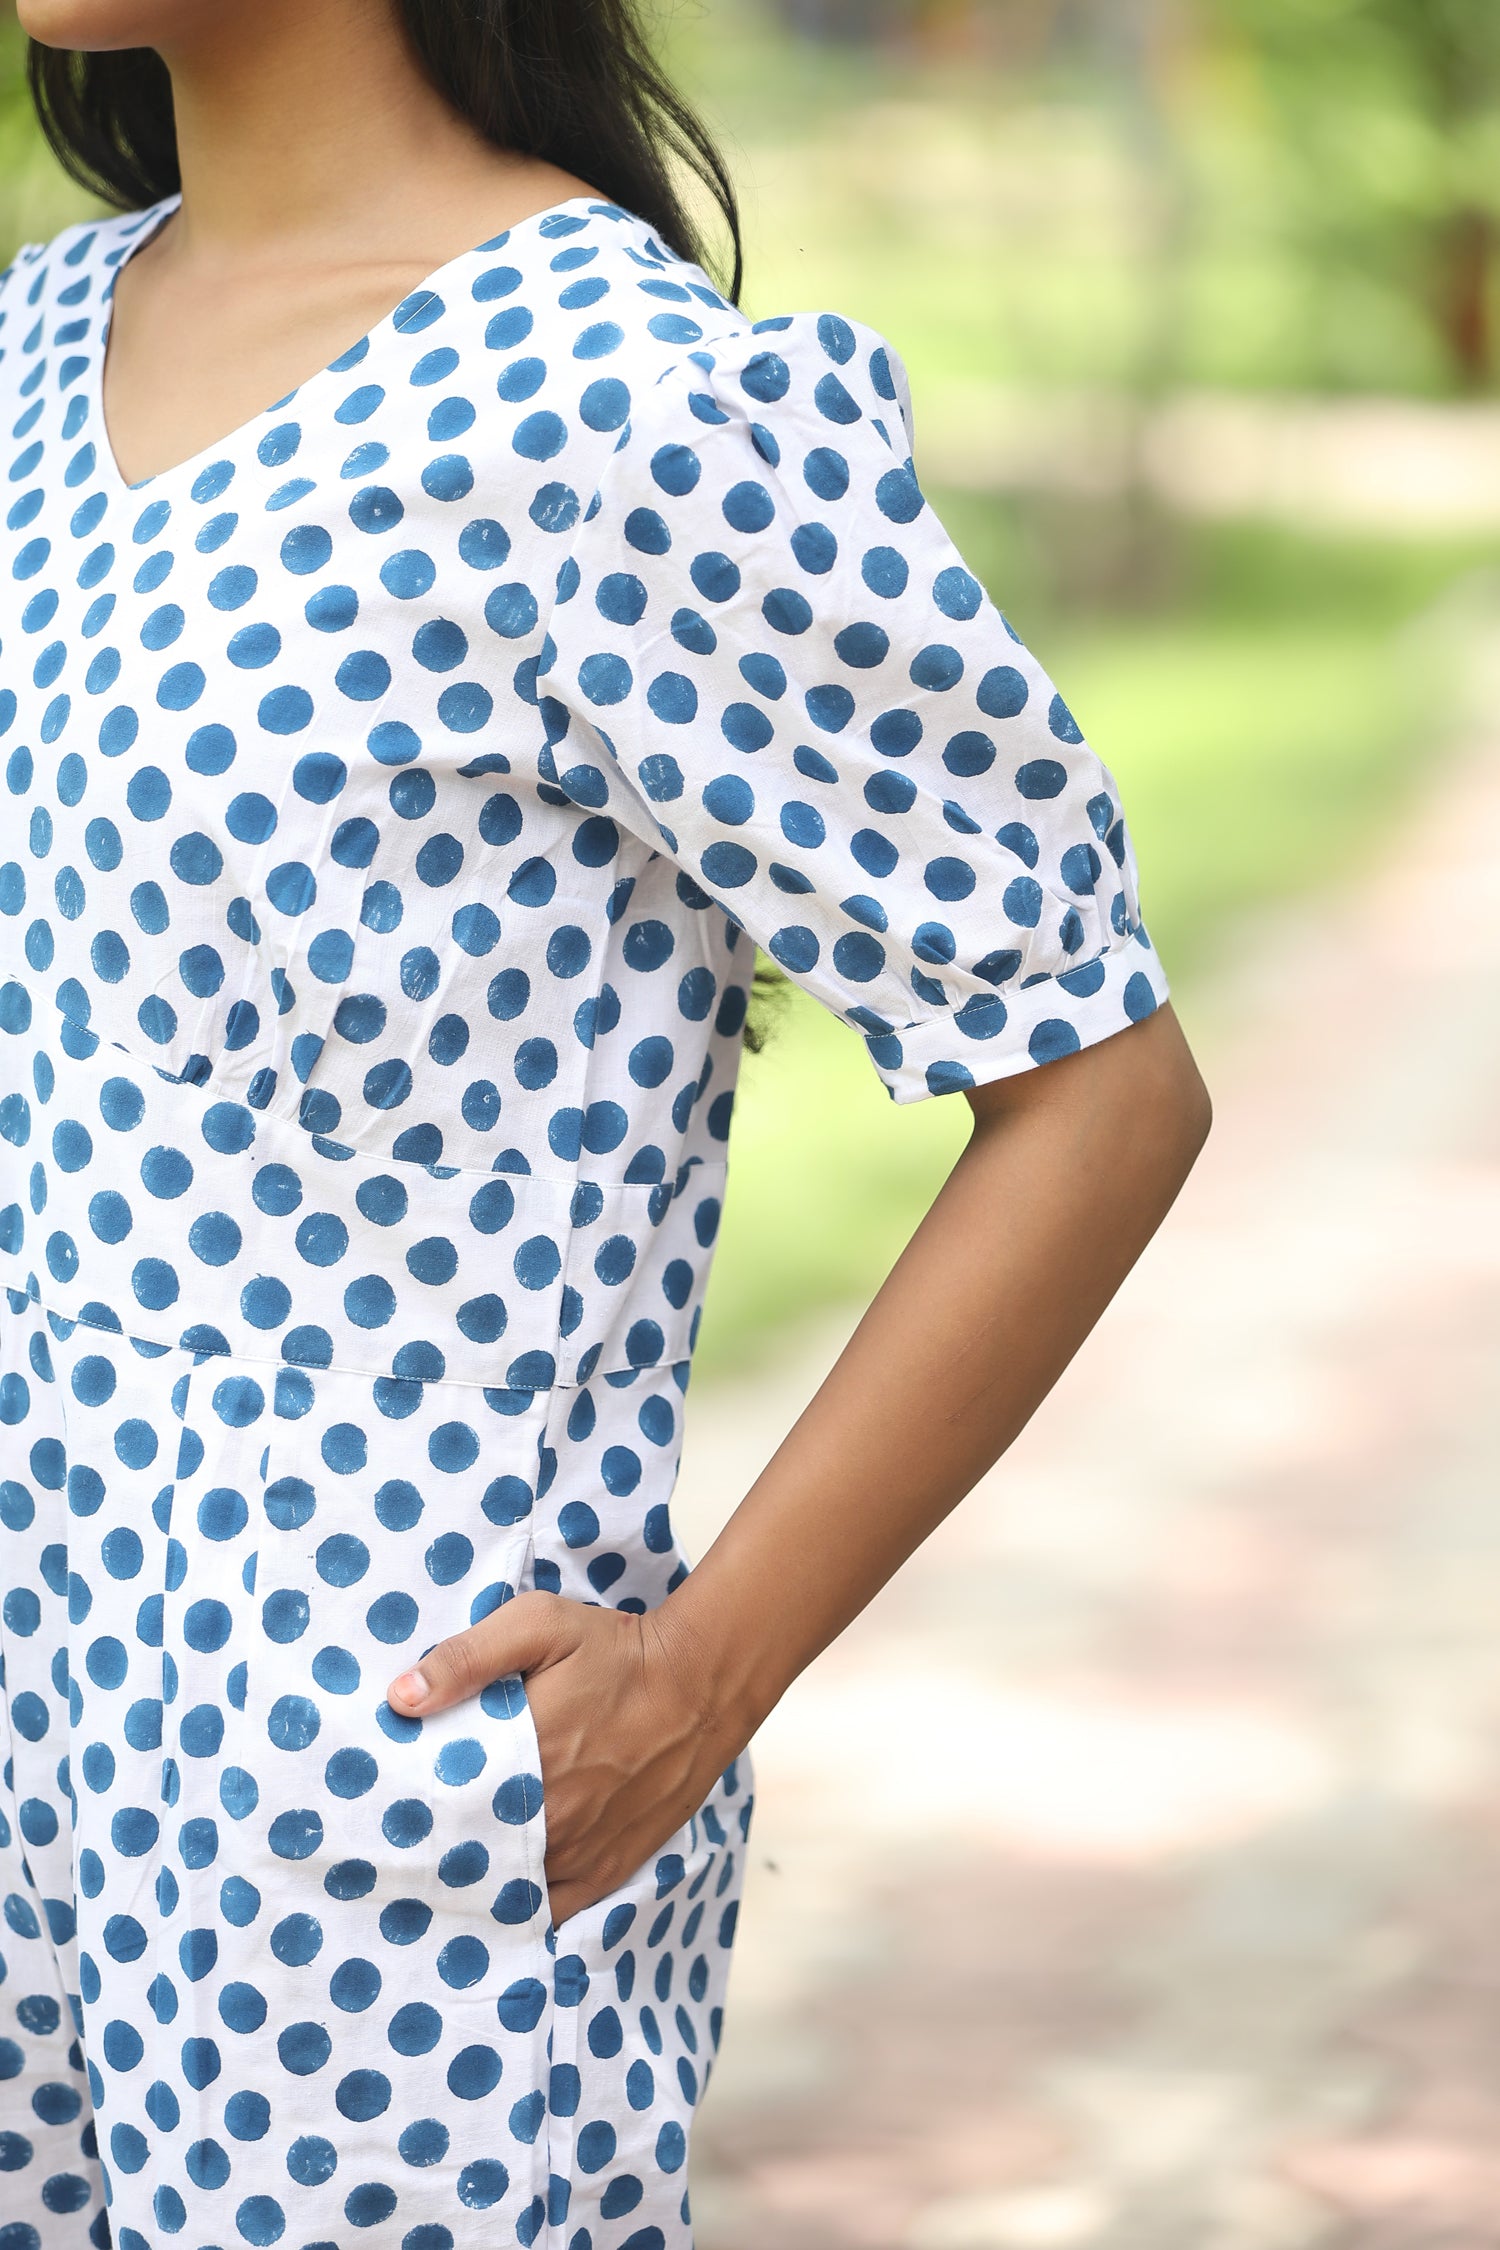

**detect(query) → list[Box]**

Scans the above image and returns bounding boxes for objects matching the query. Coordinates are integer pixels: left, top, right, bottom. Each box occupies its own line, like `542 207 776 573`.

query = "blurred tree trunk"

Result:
1393 0 1500 387
1436 207 1493 389
908 0 984 55
1221 0 1500 391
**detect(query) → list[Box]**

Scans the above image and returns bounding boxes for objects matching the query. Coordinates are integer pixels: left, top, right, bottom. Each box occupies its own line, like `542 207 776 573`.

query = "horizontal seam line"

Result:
0 1272 689 1396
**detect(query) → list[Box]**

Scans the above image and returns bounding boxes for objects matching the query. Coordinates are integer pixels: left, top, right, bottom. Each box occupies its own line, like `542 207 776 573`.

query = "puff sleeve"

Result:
541 312 1169 1101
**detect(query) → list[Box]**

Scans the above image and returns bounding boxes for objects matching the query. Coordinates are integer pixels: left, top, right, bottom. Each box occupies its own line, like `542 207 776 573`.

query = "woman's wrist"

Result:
653 1547 803 1755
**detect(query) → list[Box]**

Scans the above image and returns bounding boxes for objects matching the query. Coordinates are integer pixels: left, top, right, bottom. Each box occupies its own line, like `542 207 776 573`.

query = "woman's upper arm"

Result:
962 1006 1212 1197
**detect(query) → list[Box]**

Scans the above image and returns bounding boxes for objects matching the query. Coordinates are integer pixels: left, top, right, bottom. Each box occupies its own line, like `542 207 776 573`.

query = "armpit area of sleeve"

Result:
864 929 1171 1104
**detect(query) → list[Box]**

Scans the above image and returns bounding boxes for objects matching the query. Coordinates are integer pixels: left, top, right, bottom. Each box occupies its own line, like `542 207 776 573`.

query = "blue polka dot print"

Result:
0 191 1167 2250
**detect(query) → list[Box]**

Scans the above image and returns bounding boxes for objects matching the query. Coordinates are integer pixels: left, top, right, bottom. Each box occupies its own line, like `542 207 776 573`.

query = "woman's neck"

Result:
156 0 534 270
91 0 592 488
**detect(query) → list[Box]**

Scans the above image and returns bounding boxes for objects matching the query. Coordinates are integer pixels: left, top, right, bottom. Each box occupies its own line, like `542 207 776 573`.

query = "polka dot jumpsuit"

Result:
0 195 1169 2250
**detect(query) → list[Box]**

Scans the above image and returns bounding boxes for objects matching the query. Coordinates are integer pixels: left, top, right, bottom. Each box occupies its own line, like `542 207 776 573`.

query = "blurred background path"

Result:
675 663 1500 2250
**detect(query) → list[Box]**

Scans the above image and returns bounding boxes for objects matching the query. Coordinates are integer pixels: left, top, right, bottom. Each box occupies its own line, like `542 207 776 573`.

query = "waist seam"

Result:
0 1257 691 1396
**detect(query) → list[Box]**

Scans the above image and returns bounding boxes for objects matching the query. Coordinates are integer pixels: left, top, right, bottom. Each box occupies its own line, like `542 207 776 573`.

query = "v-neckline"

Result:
89 191 606 498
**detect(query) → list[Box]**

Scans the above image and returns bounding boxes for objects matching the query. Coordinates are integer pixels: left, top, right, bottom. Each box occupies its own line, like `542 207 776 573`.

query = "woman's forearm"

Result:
661 1004 1212 1737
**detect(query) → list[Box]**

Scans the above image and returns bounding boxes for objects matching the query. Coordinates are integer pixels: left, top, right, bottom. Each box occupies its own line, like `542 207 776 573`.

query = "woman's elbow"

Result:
967 1002 1211 1184
1133 1006 1213 1183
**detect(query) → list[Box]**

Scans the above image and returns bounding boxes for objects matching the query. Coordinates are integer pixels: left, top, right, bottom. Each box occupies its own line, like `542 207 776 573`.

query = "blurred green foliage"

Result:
1209 0 1500 388
669 0 1500 396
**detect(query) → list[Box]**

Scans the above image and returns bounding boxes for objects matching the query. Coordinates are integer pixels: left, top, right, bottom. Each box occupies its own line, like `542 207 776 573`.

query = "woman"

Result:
0 3 1210 2245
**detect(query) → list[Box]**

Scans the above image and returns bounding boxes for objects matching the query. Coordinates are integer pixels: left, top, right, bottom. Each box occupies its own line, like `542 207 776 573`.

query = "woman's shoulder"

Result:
0 205 161 343
0 226 72 388
4 204 156 289
0 209 159 416
662 305 915 460
0 234 45 333
544 203 912 453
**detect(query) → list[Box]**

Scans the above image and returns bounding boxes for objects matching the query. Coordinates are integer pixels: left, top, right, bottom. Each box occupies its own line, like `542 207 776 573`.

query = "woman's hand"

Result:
387 1591 746 1928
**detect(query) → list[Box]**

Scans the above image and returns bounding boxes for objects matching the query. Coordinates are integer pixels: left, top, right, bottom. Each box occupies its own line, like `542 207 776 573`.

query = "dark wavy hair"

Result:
24 0 743 301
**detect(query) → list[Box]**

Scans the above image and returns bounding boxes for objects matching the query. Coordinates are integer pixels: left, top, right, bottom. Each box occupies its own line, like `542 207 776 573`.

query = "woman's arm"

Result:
390 1003 1210 1924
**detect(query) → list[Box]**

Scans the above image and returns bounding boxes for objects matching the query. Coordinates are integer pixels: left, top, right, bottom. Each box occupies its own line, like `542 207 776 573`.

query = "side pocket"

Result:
481 1662 552 1937
228 1362 559 1951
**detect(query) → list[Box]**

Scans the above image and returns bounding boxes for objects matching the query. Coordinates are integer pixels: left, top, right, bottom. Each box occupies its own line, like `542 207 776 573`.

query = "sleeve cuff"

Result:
863 929 1171 1104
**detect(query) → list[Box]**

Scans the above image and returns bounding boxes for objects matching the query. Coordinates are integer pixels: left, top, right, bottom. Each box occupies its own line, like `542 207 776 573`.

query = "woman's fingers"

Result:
386 1588 570 1716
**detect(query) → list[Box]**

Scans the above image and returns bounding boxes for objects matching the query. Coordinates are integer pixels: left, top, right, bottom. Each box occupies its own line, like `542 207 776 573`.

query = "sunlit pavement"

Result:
918 387 1500 536
671 694 1500 2248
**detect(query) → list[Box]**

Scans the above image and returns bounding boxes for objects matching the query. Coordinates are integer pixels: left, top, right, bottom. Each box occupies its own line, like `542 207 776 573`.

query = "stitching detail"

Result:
0 1269 691 1398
